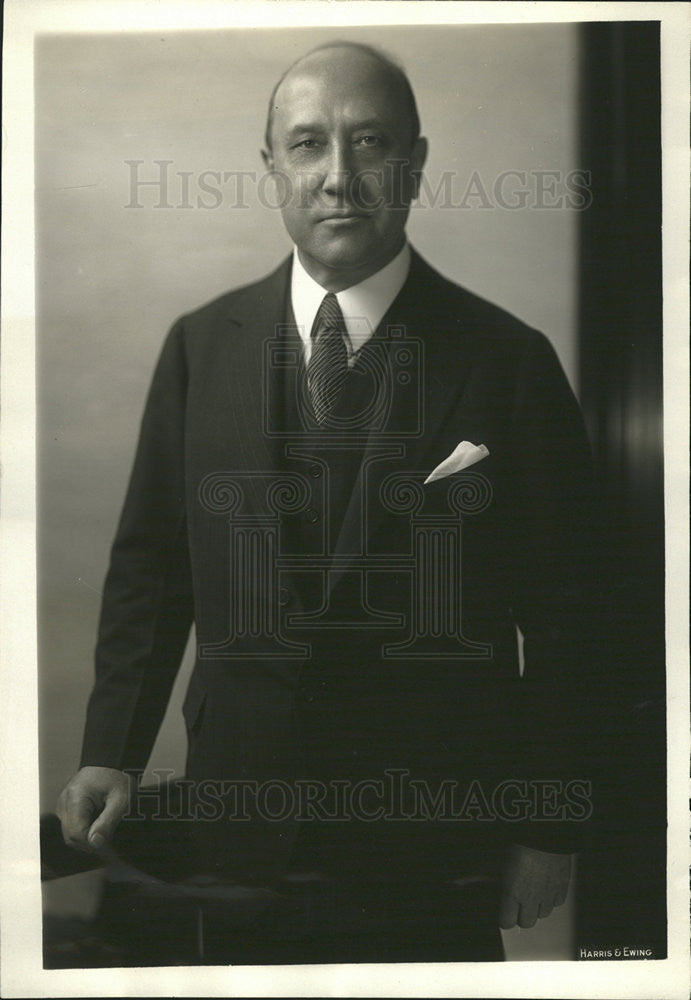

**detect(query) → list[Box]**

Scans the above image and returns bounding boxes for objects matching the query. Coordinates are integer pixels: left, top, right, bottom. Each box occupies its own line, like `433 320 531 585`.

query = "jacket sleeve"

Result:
80 319 194 773
504 331 604 853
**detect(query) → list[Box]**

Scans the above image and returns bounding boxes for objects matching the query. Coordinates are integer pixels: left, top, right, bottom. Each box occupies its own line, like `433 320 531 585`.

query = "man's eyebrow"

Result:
349 119 390 131
285 123 325 137
284 119 391 138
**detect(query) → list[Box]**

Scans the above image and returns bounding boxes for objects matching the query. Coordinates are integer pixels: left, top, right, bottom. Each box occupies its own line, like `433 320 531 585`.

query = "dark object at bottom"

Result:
41 794 504 966
94 874 504 966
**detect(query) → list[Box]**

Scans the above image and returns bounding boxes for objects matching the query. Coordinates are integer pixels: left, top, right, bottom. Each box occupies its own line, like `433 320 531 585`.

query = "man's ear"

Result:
261 148 274 172
410 136 428 200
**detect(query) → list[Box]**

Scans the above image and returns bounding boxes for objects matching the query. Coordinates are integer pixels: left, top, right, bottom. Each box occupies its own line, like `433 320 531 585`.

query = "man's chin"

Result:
308 232 397 276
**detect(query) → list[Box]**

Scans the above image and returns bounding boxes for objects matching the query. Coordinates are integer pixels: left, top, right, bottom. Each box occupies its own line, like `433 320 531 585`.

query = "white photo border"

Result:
1 2 688 997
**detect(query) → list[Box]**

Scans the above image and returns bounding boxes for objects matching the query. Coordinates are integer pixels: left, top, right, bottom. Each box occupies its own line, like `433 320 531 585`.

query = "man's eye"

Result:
356 135 382 147
294 139 319 150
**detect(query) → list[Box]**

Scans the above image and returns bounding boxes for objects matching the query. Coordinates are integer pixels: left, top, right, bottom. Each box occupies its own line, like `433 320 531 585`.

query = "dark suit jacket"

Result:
81 248 599 879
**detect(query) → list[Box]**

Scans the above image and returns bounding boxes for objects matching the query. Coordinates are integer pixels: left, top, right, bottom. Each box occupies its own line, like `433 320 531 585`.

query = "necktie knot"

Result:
311 292 344 339
307 293 349 424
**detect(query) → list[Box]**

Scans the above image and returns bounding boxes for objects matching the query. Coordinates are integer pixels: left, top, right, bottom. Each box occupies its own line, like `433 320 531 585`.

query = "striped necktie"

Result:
307 292 349 423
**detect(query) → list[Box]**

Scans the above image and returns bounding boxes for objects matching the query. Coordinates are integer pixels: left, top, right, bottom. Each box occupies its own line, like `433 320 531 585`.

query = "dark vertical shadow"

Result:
576 21 666 958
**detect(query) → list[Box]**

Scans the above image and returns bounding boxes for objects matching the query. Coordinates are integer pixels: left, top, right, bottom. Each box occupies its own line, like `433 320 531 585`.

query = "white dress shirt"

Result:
290 243 411 366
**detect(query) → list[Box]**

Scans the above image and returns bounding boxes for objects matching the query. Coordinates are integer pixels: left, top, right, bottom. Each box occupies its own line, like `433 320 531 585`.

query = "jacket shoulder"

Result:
174 256 291 335
405 252 565 392
411 250 545 346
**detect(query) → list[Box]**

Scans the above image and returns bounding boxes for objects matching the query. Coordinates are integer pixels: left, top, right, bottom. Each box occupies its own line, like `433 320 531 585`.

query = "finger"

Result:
87 786 129 849
499 892 519 930
518 902 538 929
538 898 554 920
58 793 98 852
553 883 569 908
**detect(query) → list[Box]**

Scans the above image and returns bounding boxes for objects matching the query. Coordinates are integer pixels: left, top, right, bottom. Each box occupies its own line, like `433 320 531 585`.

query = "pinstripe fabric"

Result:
306 293 348 423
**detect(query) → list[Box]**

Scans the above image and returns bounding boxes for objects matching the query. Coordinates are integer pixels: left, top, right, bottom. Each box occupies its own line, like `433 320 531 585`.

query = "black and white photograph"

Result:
1 1 688 996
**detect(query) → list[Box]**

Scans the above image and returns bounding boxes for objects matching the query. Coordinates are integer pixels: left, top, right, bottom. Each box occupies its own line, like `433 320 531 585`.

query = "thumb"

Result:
87 786 129 849
59 797 98 851
499 887 519 930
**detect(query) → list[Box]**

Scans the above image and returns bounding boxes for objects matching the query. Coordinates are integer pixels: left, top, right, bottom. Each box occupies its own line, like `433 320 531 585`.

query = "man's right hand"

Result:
57 766 133 853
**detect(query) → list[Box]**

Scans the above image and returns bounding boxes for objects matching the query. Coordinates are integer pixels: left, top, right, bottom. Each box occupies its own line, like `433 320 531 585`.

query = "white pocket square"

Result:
424 441 489 485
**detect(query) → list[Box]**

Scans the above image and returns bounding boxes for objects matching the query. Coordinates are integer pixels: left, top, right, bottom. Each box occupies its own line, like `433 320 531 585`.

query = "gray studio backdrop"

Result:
36 23 580 819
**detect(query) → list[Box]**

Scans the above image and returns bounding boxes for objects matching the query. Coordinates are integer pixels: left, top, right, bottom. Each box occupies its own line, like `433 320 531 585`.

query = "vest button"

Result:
308 464 322 478
305 507 320 523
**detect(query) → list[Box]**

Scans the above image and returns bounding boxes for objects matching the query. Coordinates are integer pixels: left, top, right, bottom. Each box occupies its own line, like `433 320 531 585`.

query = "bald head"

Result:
264 42 420 152
260 40 427 291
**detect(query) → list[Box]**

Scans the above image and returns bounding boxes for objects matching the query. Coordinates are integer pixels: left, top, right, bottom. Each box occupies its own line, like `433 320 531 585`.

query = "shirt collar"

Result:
290 242 411 360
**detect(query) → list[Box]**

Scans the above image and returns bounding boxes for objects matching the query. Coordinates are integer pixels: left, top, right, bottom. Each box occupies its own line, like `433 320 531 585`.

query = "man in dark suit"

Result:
57 41 597 961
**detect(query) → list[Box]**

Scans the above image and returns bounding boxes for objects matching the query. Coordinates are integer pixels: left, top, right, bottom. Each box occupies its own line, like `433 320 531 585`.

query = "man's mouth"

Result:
317 209 371 222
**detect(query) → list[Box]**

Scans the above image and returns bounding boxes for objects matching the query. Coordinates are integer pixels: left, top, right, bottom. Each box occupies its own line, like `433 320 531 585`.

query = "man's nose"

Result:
321 141 353 197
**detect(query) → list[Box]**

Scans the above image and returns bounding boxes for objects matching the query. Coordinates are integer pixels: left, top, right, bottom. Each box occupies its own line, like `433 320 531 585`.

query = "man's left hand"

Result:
499 843 572 929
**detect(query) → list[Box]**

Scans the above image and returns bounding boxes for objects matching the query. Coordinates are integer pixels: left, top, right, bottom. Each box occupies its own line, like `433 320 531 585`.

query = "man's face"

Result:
262 48 427 289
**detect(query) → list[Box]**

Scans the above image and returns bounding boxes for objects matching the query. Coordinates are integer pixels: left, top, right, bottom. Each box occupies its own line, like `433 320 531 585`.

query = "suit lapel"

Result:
218 258 319 622
220 258 292 513
328 250 475 595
